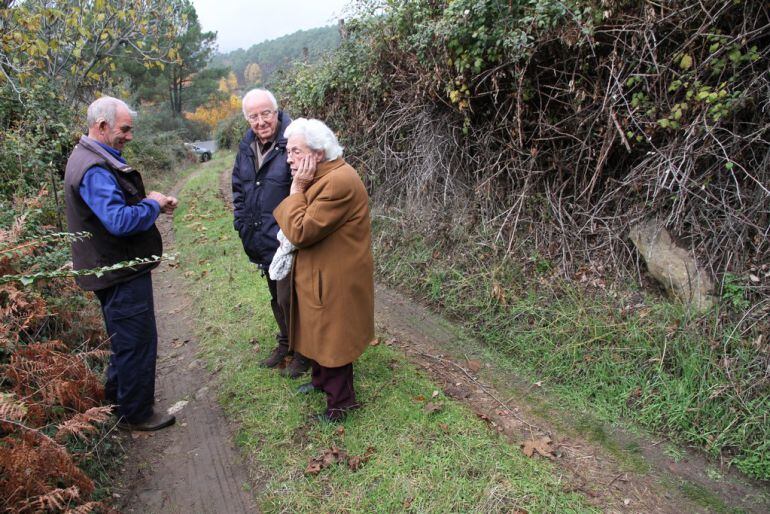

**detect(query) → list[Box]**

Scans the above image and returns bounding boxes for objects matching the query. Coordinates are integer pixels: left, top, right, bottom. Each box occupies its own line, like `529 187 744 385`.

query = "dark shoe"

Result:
297 382 320 394
280 354 310 378
260 345 288 368
118 411 176 431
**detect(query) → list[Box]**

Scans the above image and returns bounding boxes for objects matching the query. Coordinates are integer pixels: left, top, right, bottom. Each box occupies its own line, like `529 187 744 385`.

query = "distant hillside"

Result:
211 25 340 87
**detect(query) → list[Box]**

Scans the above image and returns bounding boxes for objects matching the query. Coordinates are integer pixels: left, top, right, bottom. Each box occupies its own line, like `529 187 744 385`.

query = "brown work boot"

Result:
117 411 176 431
280 353 310 378
260 344 288 368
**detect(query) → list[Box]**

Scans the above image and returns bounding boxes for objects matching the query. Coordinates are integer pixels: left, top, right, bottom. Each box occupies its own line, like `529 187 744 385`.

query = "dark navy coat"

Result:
232 111 292 268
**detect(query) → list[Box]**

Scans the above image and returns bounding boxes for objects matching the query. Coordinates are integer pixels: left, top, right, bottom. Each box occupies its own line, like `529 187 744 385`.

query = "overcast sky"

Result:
191 0 352 53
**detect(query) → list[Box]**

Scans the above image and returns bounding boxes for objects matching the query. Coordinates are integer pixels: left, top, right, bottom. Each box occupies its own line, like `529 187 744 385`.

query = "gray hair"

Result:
86 96 136 126
241 88 278 116
284 118 344 161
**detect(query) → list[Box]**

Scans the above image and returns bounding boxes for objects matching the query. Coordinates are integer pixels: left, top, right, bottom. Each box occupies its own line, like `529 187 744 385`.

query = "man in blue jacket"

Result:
64 96 177 431
232 89 309 378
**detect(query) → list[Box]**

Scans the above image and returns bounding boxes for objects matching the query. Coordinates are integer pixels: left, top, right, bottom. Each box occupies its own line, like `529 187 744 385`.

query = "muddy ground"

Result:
111 165 768 513
112 170 255 513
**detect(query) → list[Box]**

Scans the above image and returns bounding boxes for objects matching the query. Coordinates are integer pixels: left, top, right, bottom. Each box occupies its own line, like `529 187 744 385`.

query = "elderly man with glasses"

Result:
232 88 310 378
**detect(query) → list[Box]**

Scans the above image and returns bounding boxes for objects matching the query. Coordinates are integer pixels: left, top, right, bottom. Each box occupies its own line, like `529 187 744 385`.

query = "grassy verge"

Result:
371 213 769 482
173 158 597 512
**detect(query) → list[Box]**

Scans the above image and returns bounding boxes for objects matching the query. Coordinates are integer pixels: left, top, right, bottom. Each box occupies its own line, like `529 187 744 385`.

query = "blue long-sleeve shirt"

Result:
79 142 160 237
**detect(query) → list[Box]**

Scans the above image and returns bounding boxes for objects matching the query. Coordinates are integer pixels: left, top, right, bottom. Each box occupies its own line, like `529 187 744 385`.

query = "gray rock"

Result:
629 219 715 312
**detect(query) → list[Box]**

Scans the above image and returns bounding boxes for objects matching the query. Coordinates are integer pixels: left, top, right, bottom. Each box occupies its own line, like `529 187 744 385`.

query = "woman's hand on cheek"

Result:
291 155 316 194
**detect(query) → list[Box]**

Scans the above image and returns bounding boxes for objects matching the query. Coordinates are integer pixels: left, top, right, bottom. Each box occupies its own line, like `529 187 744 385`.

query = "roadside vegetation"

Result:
0 1 226 510
174 155 597 512
276 0 770 479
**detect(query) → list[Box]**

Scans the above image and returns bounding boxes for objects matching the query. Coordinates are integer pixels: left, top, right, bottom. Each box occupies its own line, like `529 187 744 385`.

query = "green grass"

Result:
370 214 770 481
173 158 597 513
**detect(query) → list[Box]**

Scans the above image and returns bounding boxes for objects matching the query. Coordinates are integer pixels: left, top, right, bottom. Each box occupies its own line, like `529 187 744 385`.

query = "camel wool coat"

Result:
273 158 374 368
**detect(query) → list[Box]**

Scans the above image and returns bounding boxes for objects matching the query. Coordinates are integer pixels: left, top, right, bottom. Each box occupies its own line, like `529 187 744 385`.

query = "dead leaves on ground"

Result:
520 436 557 460
305 445 376 475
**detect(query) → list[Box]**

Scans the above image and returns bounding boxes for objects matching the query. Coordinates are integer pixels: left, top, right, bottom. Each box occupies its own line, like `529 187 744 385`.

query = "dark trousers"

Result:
266 273 290 349
95 272 157 424
311 361 358 419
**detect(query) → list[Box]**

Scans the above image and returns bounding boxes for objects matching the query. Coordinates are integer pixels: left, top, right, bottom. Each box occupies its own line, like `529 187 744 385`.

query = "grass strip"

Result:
371 214 769 481
173 156 597 513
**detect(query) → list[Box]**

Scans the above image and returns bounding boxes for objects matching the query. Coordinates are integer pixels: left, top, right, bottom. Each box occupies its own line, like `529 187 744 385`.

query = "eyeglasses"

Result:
246 110 275 122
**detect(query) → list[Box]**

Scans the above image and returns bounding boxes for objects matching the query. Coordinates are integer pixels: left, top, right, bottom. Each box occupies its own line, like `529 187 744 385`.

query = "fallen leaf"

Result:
167 400 188 415
403 498 413 509
749 273 760 283
438 423 449 433
305 461 322 475
466 359 482 373
348 455 363 471
413 395 426 402
347 446 375 472
521 436 555 459
424 402 443 414
370 338 380 346
491 281 507 305
431 390 439 398
335 426 345 436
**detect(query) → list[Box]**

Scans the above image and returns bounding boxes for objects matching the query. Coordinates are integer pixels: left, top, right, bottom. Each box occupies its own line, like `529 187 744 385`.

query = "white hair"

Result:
284 118 344 161
241 88 278 116
87 96 136 126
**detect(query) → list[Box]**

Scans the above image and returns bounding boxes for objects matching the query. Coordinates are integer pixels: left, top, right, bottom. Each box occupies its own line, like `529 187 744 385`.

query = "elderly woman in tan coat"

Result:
273 118 374 422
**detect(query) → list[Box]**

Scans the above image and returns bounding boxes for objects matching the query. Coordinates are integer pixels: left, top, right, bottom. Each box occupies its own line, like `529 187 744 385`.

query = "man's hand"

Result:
147 191 179 213
162 195 179 214
290 155 317 195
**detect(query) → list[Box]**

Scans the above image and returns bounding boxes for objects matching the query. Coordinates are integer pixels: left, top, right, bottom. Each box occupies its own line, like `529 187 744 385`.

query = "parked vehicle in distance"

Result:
185 143 212 162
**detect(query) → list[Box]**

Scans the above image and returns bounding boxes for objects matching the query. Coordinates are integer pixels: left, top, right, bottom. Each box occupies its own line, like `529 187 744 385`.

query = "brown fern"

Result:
0 431 94 511
64 501 111 514
5 342 106 425
55 406 113 443
0 392 28 426
17 485 81 513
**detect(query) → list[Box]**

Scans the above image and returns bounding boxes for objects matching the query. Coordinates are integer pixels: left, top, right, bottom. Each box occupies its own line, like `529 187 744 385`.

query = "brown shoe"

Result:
280 354 310 378
118 411 176 431
260 344 288 368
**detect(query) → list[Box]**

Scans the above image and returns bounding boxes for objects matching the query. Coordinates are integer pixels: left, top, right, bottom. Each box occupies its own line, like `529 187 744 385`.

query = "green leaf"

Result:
679 54 693 70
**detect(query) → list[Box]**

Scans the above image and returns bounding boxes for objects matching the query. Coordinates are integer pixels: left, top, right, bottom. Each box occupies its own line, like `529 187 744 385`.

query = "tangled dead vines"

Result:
289 0 770 311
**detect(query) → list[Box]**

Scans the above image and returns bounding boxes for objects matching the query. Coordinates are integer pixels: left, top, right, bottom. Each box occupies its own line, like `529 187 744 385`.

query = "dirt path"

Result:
112 168 257 513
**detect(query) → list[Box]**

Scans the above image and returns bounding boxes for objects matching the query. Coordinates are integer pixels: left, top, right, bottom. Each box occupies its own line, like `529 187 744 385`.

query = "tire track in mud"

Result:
113 166 258 514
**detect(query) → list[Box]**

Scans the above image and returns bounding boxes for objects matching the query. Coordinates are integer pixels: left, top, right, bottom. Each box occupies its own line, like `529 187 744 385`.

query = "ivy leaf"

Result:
679 53 693 70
